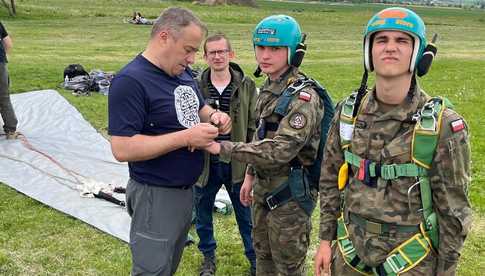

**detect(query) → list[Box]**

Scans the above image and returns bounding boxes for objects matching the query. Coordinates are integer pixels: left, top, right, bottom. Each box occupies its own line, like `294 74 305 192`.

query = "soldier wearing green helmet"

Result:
315 7 471 276
204 14 333 275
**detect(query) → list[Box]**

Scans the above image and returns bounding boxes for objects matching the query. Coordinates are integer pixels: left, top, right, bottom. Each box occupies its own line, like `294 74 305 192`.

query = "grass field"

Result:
0 0 484 275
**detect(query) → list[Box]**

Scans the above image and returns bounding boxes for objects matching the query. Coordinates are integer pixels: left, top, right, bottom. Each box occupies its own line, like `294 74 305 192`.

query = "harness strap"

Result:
344 150 427 180
337 215 432 276
349 212 420 235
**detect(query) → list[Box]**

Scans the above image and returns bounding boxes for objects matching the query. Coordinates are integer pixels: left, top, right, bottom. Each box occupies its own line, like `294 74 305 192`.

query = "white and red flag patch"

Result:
298 91 312 102
450 119 465 133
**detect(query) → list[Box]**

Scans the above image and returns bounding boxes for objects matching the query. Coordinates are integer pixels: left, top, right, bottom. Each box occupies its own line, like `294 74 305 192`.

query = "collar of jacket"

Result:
261 66 300 97
361 82 430 123
198 62 245 97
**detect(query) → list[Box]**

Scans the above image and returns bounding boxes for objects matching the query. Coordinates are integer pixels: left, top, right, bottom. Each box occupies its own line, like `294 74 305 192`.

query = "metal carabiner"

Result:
407 179 422 213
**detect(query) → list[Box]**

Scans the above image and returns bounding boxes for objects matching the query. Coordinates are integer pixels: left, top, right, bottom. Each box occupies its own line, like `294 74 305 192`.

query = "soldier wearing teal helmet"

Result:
205 13 333 276
363 7 427 73
252 14 303 65
315 6 471 276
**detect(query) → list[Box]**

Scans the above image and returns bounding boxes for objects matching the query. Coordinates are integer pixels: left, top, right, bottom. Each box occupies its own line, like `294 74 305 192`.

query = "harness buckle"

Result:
411 112 421 122
346 92 357 106
381 164 397 180
265 194 278 210
290 78 310 93
418 102 438 131
386 254 406 274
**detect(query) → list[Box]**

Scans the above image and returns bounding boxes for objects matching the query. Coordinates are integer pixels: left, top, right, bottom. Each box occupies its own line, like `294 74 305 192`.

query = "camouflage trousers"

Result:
252 197 311 276
331 242 438 275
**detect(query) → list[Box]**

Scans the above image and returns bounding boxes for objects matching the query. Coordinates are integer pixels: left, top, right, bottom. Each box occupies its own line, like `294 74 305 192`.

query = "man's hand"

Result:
203 142 221 155
186 123 218 151
315 240 332 276
210 111 232 134
240 173 254 207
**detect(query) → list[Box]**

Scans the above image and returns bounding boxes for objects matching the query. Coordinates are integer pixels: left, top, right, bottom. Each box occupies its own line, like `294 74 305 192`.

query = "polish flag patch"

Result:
298 91 312 102
450 119 465 133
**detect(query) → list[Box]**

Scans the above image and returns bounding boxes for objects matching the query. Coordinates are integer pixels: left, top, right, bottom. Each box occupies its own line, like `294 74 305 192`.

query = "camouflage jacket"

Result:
319 86 472 273
219 67 324 195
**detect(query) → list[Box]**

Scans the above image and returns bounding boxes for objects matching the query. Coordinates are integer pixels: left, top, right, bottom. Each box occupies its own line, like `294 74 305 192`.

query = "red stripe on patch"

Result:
451 119 465 132
298 91 311 102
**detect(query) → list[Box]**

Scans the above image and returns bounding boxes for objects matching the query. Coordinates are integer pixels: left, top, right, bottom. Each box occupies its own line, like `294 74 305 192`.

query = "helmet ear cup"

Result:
364 33 376 72
417 34 438 77
290 33 307 68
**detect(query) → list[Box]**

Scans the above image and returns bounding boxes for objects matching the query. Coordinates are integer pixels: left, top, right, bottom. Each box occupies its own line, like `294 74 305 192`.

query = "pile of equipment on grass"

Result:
61 64 115 96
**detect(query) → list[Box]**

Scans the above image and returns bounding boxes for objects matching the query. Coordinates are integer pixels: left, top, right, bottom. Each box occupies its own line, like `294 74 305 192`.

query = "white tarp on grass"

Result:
0 90 131 242
0 90 231 243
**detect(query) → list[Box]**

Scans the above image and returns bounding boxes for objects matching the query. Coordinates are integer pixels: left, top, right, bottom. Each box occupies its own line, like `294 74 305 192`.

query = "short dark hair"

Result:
151 7 207 39
203 33 232 55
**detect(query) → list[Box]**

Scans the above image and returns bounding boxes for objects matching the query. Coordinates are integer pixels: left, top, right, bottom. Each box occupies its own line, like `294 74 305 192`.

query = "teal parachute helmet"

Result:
252 14 302 65
364 7 427 73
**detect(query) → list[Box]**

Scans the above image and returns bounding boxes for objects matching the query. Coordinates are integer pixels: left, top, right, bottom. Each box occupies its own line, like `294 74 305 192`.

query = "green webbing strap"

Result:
418 176 439 249
380 164 427 180
419 178 433 221
337 215 432 276
340 93 359 148
412 97 448 169
349 212 420 234
412 97 451 250
344 150 361 166
344 150 427 180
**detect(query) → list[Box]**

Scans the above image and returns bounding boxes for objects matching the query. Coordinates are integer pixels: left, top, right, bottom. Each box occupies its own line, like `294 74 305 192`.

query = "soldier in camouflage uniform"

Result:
314 7 472 276
204 15 325 275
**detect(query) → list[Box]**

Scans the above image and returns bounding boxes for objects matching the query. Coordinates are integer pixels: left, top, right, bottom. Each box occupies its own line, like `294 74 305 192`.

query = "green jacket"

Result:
195 62 258 187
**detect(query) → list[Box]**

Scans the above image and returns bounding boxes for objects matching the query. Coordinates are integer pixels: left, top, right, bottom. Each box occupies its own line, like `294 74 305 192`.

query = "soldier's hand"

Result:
186 123 218 150
210 111 232 135
240 173 254 207
203 142 221 155
315 240 332 276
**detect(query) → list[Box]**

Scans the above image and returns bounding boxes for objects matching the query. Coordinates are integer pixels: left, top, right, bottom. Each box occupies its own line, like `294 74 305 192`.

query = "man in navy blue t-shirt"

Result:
108 7 231 276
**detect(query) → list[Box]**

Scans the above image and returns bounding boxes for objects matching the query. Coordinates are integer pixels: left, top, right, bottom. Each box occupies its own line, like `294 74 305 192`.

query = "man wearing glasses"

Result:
109 8 231 276
195 33 258 276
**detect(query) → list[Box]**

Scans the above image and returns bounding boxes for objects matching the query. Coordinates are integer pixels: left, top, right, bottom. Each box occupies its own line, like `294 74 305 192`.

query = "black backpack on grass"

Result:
63 64 89 80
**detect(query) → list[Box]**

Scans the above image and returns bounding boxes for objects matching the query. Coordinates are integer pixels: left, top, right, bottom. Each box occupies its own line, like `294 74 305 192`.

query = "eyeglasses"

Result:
207 49 230 57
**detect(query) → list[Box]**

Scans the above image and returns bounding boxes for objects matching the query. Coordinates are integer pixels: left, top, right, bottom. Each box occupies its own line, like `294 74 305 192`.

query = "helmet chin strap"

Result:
407 73 417 100
353 69 369 117
253 66 262 78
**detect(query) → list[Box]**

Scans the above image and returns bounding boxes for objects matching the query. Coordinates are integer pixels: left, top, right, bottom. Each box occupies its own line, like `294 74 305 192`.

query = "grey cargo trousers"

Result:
126 179 193 276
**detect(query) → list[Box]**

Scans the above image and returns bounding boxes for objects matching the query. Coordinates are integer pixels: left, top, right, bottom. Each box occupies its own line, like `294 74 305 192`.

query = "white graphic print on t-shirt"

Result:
174 85 200 128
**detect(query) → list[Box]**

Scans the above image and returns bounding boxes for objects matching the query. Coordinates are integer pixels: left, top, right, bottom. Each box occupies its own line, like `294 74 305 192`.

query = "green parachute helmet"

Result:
252 15 302 65
364 7 427 73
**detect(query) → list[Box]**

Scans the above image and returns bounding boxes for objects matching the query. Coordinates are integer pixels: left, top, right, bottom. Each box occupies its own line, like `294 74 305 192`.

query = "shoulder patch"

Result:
289 112 307 129
298 91 312 102
450 119 465 133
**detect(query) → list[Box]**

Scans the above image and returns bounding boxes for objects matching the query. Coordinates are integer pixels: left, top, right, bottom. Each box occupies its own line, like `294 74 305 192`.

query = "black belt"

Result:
264 184 292 210
167 185 192 190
